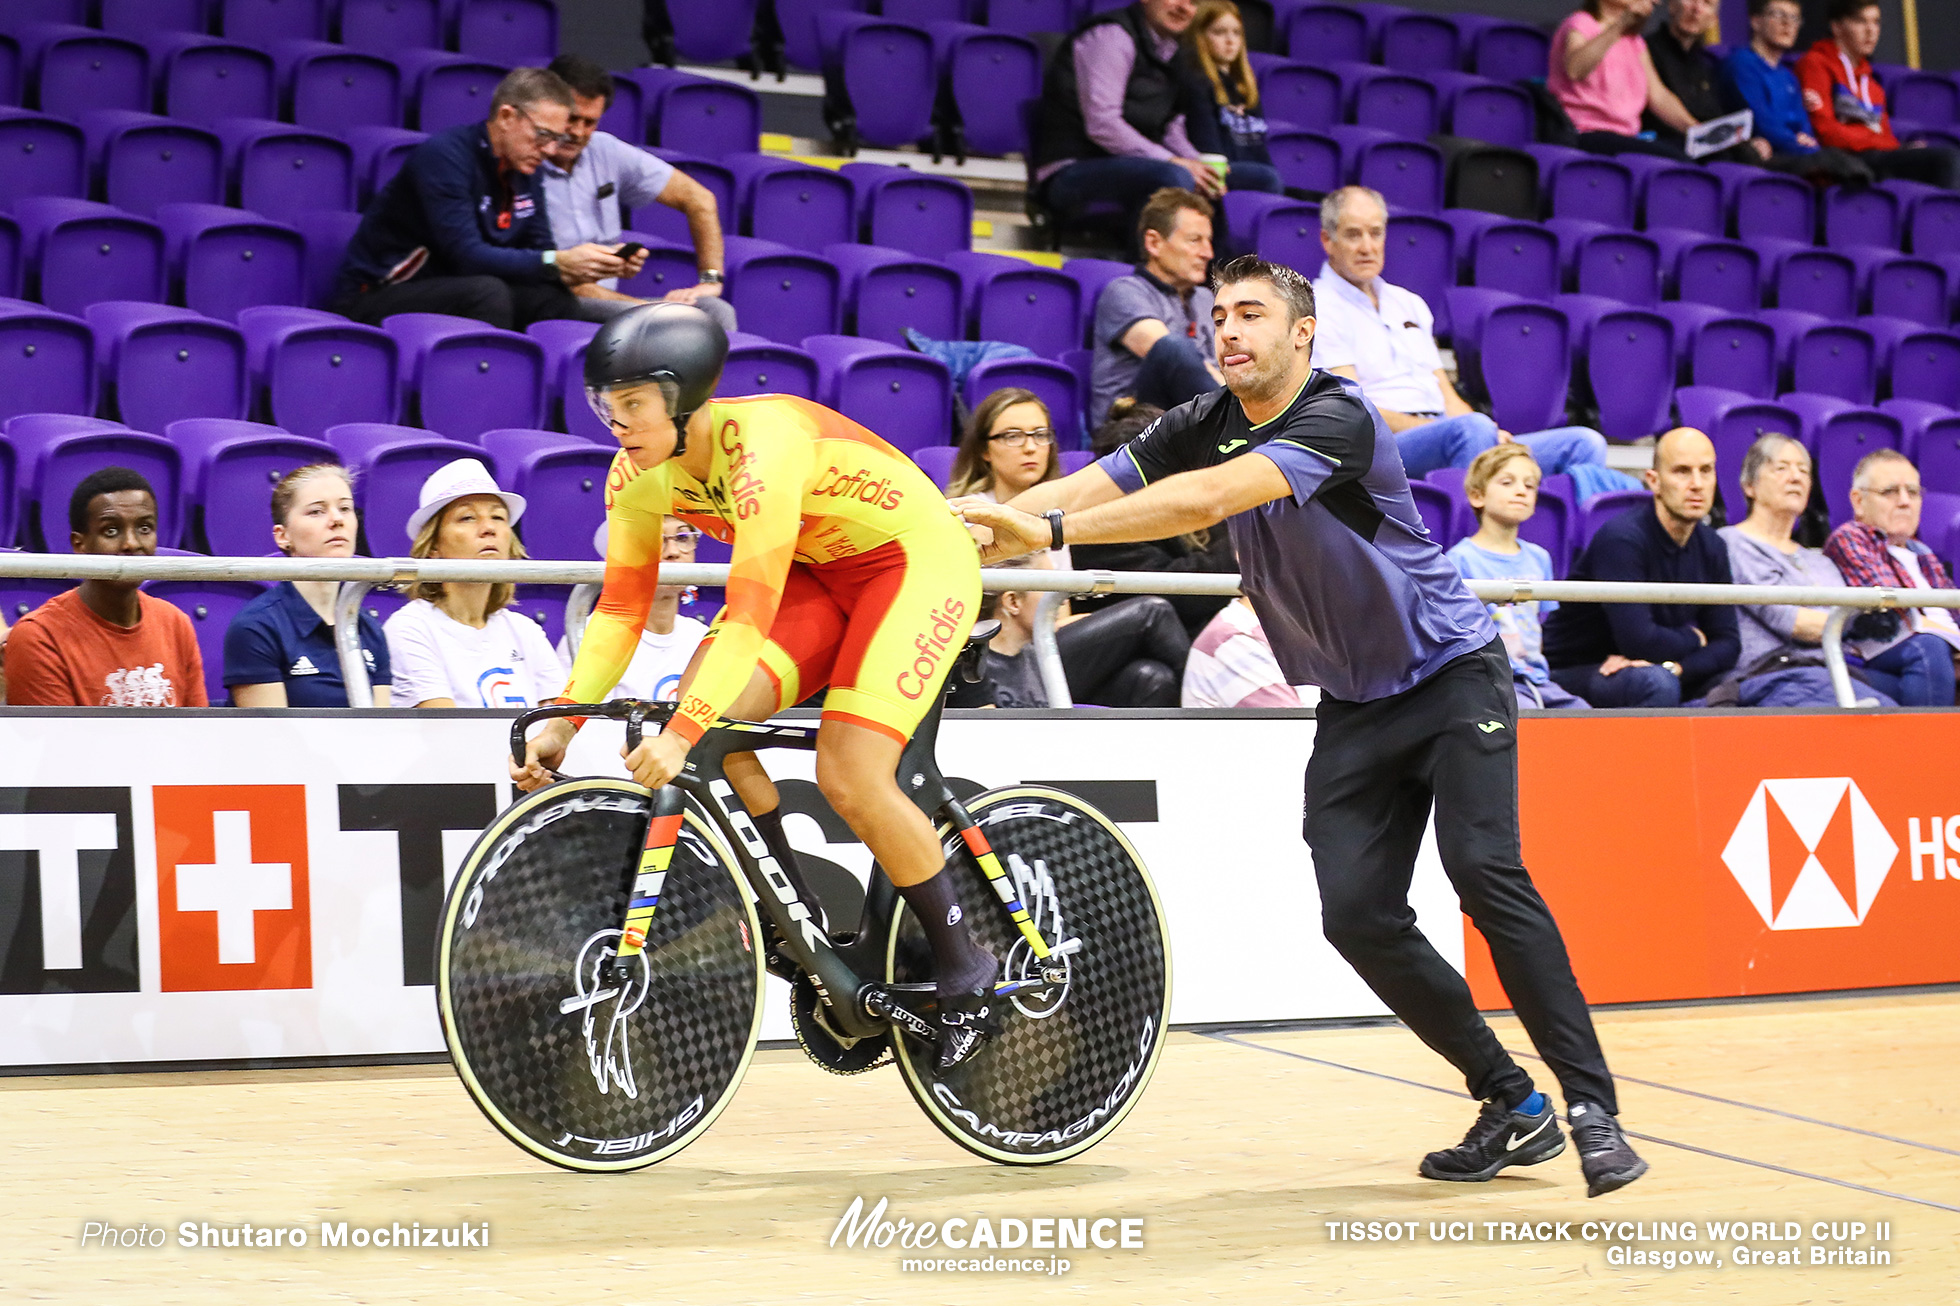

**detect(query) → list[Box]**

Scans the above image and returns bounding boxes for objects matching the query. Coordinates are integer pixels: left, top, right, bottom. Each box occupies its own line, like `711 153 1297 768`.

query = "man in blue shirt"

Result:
962 255 1647 1199
332 67 646 330
1720 0 1873 186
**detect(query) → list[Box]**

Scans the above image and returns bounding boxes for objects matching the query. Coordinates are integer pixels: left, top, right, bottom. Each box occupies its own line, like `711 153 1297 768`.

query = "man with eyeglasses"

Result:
332 68 646 330
1719 0 1876 185
1825 450 1960 706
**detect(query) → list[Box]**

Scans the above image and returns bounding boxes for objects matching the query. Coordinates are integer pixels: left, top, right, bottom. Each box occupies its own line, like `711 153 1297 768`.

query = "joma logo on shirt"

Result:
718 420 764 520
812 466 905 511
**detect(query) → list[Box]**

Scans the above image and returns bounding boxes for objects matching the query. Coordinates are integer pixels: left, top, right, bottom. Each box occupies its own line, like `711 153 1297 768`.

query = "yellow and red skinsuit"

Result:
564 395 980 745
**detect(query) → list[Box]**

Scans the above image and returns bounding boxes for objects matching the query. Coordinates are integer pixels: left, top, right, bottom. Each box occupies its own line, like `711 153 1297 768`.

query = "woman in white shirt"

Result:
384 458 566 709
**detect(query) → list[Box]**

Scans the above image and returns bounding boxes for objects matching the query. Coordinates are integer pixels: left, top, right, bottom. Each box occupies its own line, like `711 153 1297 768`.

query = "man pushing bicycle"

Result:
512 303 999 1068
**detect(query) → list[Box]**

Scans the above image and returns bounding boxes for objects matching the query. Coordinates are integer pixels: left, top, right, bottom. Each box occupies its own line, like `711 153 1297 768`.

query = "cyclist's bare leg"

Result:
817 719 995 1001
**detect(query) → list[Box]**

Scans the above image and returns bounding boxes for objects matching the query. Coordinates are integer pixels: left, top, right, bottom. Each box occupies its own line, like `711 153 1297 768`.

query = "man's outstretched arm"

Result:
964 453 1290 563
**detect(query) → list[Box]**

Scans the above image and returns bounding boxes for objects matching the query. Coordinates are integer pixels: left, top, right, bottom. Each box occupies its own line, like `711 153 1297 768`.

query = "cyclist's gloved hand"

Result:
625 728 691 790
512 718 575 791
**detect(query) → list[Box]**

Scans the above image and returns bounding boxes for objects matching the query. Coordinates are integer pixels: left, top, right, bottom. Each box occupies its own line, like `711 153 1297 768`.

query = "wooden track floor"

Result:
6 990 1956 1305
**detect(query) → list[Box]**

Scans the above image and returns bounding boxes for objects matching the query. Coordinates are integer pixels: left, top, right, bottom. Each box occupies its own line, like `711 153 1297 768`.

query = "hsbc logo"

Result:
1722 779 1898 931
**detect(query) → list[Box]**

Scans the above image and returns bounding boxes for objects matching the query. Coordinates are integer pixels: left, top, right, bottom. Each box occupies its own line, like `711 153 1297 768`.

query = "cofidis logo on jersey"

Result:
896 599 970 700
813 466 905 511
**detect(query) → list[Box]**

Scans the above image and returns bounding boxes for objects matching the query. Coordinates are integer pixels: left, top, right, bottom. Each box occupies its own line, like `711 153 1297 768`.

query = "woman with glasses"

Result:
948 389 1192 708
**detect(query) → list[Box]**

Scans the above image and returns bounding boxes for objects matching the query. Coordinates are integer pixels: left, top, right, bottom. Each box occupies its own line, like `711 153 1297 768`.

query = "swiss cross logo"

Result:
154 787 311 991
1722 779 1898 931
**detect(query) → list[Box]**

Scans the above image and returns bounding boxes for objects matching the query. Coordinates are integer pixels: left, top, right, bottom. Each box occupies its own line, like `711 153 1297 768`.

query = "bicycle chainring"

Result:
790 972 892 1075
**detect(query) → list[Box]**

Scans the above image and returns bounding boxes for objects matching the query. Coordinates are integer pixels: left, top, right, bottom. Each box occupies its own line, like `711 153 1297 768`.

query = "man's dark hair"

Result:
1746 0 1801 16
547 54 615 109
1212 253 1316 323
489 66 575 120
70 466 157 535
1825 0 1879 23
1137 187 1213 247
1091 398 1165 458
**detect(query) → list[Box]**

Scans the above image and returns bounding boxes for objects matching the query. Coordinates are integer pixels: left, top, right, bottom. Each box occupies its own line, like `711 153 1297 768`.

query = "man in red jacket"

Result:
1795 0 1957 188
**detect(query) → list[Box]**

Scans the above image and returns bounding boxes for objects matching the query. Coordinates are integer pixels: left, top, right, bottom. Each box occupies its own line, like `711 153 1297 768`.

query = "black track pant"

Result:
1305 639 1617 1113
1057 595 1191 707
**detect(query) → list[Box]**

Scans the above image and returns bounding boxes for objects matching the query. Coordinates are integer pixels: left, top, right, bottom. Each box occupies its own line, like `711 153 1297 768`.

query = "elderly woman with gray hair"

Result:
1715 434 1894 707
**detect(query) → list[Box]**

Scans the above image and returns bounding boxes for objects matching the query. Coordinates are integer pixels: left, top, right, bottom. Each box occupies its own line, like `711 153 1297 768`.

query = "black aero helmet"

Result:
583 302 728 455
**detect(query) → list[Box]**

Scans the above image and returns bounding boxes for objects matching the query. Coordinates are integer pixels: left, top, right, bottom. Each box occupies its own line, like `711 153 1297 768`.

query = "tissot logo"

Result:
1721 779 1898 931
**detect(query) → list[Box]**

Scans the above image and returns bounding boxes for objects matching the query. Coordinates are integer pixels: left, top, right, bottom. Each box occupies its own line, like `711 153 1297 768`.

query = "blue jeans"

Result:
1858 632 1958 706
1548 662 1682 707
1737 665 1894 708
1395 413 1608 480
1045 156 1282 235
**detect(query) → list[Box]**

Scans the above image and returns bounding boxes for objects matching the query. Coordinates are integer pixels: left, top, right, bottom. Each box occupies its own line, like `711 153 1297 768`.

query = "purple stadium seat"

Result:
1057 257 1132 349
1788 322 1878 406
36 429 184 551
217 0 327 43
818 13 936 151
212 117 355 223
1824 184 1902 252
594 71 642 143
96 0 206 37
483 431 610 561
344 126 427 204
624 68 762 159
1639 163 1724 237
1574 488 1650 547
1223 191 1322 275
962 355 1083 449
0 576 73 622
383 311 545 439
1907 189 1960 256
239 303 400 436
324 422 488 550
1378 9 1459 73
942 250 1080 359
720 234 841 344
452 0 558 65
0 305 92 424
1537 149 1635 227
1578 305 1673 441
838 161 972 257
1469 219 1559 300
503 583 566 645
0 33 18 107
1887 72 1959 127
1665 234 1761 313
1815 408 1904 524
1432 71 1533 148
718 339 821 402
823 241 963 347
1263 128 1343 197
3 413 124 497
1888 327 1960 410
772 0 870 71
0 214 18 300
800 333 951 453
522 317 595 426
0 107 85 208
143 580 264 703
662 0 759 63
606 231 698 302
15 197 166 315
1464 18 1550 82
1879 396 1958 465
982 0 1069 37
640 148 737 243
1683 310 1777 398
1775 390 1853 458
1857 251 1948 327
87 300 247 429
1329 126 1444 213
336 0 442 54
163 417 336 553
0 0 88 30
18 23 149 118
1442 284 1524 360
928 22 1040 160
75 111 222 220
1408 481 1458 548
1253 56 1342 134
290 207 361 310
1384 214 1454 336
1331 63 1439 139
148 34 279 128
911 443 956 488
394 50 509 133
269 39 402 132
1545 219 1661 306
1479 301 1571 434
157 203 305 322
1284 5 1369 64
723 153 856 253
1687 391 1802 519
1725 166 1814 244
553 349 610 442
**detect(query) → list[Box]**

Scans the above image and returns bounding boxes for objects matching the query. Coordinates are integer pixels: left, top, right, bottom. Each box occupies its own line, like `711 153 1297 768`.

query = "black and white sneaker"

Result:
1420 1096 1566 1182
934 984 1000 1071
1569 1101 1648 1197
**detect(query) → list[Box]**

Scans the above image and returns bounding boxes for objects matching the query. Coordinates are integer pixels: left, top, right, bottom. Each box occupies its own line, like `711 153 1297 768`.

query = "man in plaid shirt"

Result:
1823 448 1959 706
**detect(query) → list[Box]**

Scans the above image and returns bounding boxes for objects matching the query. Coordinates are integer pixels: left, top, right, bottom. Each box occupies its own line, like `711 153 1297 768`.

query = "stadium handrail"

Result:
2 555 1953 711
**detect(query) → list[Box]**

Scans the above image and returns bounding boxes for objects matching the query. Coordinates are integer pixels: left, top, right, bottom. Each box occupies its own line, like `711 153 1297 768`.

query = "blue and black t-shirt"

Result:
1094 370 1495 703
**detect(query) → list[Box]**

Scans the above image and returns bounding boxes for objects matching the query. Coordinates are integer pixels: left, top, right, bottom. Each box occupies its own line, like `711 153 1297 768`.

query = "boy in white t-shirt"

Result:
1444 445 1589 710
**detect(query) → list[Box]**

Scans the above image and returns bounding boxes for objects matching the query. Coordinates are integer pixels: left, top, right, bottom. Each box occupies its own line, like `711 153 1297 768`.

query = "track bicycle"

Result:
435 627 1173 1172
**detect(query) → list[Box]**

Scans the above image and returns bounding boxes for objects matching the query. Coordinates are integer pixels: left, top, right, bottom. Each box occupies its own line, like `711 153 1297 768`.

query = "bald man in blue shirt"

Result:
963 255 1647 1199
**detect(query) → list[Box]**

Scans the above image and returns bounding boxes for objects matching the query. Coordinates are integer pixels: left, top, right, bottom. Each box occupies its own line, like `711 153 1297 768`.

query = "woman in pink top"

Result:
1548 0 1699 158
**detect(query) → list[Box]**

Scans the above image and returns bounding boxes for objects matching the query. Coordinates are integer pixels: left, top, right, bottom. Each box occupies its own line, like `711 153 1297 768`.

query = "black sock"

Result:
752 807 826 932
897 869 994 998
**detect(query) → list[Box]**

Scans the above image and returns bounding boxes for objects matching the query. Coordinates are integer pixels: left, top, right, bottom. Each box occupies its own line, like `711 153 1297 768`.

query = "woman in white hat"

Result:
383 457 566 709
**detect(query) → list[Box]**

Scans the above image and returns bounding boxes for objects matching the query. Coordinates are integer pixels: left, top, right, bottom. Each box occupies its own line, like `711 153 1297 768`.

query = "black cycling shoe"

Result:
934 978 1000 1071
1569 1101 1649 1197
1419 1095 1566 1182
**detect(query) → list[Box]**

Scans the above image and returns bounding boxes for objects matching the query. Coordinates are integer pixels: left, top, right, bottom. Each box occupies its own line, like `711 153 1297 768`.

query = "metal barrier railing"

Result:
9 554 1959 710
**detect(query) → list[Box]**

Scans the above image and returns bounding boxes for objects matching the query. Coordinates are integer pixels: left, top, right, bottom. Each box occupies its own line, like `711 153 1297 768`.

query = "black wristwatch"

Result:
1042 509 1066 551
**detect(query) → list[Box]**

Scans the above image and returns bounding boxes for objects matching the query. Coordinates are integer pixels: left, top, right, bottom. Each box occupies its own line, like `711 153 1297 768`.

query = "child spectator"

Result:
6 468 206 707
1445 446 1588 709
1185 3 1272 169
